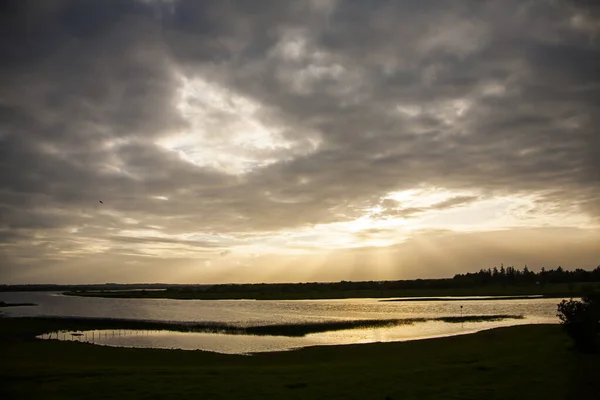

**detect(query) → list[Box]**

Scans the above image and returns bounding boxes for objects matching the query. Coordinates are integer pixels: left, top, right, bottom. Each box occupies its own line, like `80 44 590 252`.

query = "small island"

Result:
0 301 37 308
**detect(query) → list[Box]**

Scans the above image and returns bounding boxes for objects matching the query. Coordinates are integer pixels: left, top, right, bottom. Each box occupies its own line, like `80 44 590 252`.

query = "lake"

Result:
1 291 566 354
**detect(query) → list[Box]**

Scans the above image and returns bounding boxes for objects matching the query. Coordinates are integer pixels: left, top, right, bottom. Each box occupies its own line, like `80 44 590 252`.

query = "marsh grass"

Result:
15 314 524 338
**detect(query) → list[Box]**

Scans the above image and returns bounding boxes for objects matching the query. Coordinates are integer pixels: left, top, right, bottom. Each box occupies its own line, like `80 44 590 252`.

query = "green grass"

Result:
0 317 598 399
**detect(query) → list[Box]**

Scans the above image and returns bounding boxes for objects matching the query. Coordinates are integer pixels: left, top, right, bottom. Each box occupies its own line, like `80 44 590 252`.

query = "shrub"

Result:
557 294 600 352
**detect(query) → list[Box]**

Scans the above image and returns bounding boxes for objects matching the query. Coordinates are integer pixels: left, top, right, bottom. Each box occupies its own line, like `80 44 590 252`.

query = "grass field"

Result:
1 317 598 399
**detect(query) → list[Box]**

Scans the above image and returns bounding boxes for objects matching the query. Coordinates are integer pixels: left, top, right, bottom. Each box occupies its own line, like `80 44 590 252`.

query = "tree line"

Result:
452 265 600 286
163 265 600 295
4 265 600 296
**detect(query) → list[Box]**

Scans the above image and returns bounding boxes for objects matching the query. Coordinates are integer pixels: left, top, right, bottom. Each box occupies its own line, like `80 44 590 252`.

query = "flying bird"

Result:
99 200 103 204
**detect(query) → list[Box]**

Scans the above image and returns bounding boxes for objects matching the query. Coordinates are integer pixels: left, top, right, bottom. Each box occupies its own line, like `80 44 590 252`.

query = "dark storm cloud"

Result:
0 0 599 280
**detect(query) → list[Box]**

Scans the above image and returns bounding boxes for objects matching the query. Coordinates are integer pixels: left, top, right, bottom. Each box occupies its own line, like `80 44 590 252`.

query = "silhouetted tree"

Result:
539 267 547 286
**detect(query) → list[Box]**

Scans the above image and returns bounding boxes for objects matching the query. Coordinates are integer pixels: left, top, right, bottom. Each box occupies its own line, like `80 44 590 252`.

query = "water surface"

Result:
2 291 564 354
38 317 540 355
0 291 562 325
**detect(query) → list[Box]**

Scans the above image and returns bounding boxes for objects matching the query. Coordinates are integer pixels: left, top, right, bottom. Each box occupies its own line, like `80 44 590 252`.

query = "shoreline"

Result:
61 290 583 301
380 295 549 302
1 317 597 399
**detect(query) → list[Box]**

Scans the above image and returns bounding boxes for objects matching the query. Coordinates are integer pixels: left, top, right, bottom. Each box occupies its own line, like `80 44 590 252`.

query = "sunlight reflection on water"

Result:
37 316 552 355
1 291 565 354
0 292 565 325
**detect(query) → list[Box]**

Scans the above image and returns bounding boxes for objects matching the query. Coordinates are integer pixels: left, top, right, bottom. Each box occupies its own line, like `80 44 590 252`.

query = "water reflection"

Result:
4 291 565 354
0 291 567 327
37 316 552 355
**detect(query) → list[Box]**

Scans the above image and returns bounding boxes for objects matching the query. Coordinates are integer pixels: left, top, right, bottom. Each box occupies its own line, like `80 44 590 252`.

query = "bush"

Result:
557 294 600 352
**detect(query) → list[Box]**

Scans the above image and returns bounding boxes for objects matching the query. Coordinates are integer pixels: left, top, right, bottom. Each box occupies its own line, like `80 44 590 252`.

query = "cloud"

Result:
0 0 599 282
375 195 480 219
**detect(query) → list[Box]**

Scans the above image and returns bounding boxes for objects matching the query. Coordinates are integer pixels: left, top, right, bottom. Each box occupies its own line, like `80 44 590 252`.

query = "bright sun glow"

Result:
104 186 598 263
222 187 597 255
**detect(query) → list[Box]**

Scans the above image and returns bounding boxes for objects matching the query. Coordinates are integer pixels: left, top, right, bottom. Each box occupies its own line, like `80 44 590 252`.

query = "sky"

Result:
1 0 599 284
